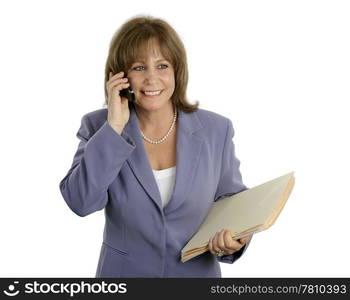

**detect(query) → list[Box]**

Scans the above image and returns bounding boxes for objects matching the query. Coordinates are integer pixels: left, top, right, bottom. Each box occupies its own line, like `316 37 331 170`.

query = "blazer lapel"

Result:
122 106 163 210
164 108 204 214
122 105 204 214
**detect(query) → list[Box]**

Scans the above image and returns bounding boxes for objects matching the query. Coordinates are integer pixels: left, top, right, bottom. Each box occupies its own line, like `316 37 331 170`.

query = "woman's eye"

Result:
158 64 168 69
133 66 145 71
132 64 168 71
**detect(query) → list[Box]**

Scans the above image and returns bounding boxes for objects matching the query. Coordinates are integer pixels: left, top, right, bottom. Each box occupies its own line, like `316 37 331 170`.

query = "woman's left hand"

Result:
208 229 253 256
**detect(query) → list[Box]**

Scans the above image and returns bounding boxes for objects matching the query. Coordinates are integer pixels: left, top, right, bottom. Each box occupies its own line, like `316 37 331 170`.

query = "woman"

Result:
59 15 253 278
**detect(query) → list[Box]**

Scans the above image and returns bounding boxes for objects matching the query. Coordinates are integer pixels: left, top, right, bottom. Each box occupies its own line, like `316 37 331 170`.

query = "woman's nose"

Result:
143 69 157 83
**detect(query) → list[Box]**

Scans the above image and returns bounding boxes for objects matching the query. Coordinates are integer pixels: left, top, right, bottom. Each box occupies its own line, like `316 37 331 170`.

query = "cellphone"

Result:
120 86 135 102
119 73 135 102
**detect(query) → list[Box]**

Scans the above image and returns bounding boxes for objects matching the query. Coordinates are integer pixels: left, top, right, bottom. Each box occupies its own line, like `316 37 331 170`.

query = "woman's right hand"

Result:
106 71 131 134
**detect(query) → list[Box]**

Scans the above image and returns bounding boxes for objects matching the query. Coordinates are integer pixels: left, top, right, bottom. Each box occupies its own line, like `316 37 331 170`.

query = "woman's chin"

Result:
135 98 172 111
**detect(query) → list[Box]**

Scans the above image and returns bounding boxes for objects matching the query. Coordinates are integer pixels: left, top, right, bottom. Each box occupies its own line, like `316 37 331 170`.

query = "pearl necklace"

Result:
140 109 177 144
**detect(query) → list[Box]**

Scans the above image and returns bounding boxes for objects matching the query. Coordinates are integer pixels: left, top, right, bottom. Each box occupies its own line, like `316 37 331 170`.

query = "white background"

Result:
1 0 349 277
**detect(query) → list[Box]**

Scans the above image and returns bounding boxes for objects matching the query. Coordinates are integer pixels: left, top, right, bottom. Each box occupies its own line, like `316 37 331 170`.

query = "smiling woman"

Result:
103 16 198 113
59 15 252 278
126 39 176 113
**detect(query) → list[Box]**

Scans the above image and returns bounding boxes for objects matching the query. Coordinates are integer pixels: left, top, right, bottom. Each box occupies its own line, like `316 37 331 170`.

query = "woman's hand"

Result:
106 71 131 134
208 229 253 256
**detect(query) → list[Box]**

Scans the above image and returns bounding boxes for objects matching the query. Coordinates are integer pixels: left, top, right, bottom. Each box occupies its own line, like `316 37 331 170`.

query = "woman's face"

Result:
127 40 175 112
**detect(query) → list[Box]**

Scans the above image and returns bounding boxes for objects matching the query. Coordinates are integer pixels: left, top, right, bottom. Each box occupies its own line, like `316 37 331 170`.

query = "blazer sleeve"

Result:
214 118 251 264
59 115 136 217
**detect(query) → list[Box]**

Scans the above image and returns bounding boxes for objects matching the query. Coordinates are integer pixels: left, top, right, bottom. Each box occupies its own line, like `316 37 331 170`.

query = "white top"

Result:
152 166 176 208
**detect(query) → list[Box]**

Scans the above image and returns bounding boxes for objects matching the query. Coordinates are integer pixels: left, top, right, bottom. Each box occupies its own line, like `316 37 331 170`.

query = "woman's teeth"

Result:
143 90 162 96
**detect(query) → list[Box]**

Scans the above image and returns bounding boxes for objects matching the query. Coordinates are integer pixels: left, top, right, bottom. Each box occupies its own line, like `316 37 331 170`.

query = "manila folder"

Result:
181 172 295 263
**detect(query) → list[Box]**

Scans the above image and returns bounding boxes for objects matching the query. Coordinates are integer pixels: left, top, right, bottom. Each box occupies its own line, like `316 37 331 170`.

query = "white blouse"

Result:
152 166 176 208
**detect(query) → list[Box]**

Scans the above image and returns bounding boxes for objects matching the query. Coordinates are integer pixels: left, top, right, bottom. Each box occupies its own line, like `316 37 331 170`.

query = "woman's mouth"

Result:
142 90 163 97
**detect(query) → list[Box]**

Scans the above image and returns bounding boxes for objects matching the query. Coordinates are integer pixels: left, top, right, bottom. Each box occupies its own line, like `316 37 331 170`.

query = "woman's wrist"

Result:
108 121 124 135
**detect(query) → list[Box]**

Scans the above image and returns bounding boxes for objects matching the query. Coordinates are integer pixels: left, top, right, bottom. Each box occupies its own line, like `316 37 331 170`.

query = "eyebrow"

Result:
133 59 169 64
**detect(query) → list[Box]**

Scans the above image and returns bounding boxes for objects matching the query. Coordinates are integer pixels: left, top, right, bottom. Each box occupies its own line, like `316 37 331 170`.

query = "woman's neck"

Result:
135 103 176 136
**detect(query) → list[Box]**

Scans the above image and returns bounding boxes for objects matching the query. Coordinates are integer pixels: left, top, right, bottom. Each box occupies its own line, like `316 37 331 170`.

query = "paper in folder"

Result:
181 172 295 263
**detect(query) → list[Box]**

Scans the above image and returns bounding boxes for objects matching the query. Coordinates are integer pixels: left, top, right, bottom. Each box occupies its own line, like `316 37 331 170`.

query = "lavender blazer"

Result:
59 105 251 277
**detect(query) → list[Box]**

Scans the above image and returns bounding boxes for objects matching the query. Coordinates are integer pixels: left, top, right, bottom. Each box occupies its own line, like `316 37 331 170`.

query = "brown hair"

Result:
103 15 199 112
